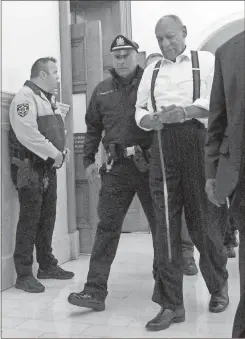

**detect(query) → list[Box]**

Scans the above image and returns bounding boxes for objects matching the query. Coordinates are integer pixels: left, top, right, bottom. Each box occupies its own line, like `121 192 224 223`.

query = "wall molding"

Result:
193 11 245 50
1 91 15 108
1 90 70 121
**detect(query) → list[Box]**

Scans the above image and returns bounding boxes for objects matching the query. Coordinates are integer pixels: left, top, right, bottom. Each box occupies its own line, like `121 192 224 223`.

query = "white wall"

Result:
2 1 61 93
1 2 74 290
131 1 244 55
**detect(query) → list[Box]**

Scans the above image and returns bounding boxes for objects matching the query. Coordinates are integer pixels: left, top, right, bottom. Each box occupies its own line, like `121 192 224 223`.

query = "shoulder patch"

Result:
17 103 29 117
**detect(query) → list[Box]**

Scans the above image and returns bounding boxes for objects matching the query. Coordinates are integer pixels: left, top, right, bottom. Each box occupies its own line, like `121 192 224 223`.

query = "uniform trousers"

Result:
149 119 228 309
181 210 194 259
11 164 58 277
83 158 157 301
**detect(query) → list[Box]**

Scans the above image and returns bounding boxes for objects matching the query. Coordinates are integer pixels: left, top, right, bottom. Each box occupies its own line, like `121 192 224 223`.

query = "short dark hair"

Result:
30 57 57 78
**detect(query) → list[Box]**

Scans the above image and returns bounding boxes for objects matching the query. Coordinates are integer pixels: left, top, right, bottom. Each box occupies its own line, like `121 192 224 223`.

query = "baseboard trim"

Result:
69 230 80 259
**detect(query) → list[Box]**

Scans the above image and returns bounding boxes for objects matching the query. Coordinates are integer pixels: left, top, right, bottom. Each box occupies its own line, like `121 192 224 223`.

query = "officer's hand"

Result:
205 178 221 207
53 151 63 168
86 163 98 185
158 105 185 124
140 114 163 130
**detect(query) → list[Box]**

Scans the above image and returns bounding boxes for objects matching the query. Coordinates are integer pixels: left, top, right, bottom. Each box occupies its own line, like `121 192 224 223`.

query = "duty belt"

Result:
105 145 149 172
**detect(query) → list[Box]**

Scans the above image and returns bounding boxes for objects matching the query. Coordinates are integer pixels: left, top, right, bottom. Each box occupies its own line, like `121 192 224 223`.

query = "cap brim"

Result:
111 46 136 52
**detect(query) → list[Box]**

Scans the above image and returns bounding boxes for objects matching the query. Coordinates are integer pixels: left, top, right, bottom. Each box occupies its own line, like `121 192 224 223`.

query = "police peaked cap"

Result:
110 35 139 53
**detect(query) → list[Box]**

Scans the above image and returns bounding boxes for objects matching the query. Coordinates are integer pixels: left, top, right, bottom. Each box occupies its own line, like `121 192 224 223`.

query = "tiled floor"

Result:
1 233 240 338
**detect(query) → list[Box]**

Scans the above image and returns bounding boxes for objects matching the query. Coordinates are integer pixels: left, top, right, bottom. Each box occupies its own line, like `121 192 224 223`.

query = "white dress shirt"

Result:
135 48 215 130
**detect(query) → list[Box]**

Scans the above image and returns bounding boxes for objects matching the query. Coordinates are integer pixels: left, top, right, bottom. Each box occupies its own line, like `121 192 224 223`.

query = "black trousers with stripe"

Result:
83 159 157 301
149 119 228 309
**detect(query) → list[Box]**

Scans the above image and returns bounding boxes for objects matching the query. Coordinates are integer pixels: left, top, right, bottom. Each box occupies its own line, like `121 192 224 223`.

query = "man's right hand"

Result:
53 151 63 168
140 113 163 130
86 163 98 185
205 178 221 207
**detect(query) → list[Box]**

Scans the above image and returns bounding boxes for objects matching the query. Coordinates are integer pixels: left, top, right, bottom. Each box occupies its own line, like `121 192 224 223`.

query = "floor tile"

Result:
38 333 93 338
2 316 28 330
16 319 90 335
1 233 240 338
1 329 44 338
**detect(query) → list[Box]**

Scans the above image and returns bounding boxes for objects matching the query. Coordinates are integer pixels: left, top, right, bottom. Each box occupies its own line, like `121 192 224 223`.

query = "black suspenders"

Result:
150 51 201 112
191 51 201 102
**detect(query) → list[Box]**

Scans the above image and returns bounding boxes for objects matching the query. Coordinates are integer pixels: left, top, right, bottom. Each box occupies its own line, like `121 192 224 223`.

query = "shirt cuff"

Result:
135 108 153 131
193 98 209 111
36 146 59 161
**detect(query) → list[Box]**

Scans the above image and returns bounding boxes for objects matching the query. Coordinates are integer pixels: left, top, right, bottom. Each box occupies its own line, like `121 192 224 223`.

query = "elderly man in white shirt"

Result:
136 15 229 331
145 52 199 277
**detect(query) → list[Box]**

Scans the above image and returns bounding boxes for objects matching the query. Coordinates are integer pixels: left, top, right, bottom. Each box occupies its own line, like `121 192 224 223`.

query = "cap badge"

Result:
116 37 125 46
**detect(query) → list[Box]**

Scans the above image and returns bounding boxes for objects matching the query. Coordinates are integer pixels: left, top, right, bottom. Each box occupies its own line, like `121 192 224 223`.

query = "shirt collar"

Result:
24 80 57 110
24 80 53 101
161 46 191 65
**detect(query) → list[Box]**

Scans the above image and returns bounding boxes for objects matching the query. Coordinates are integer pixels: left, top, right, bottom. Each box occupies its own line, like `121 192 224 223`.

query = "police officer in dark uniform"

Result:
9 57 74 293
67 36 156 310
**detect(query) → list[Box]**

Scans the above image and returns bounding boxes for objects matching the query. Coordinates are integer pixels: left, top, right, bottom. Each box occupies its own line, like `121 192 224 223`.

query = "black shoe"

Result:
68 291 105 311
209 281 229 313
152 269 157 280
37 266 74 280
183 257 198 276
225 244 236 258
146 307 185 331
15 275 45 293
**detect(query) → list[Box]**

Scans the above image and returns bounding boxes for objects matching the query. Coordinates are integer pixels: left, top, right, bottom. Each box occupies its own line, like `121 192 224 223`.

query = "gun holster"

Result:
108 144 121 162
103 144 121 172
11 157 39 189
133 146 150 173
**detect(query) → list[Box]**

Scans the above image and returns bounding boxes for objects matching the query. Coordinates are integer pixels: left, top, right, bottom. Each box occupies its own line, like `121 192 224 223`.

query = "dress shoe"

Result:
225 244 236 258
209 281 229 313
15 275 45 293
68 291 105 311
37 266 74 280
183 257 198 275
145 307 185 331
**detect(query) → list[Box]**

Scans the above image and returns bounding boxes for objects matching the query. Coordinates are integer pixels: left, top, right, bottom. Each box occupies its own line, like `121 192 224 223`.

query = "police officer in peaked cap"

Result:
68 35 157 310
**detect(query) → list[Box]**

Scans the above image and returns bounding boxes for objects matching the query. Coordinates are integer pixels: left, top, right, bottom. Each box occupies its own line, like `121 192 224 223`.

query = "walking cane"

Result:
156 126 172 262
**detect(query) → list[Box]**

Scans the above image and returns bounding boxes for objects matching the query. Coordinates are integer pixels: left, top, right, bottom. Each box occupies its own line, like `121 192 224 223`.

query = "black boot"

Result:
15 275 45 293
209 281 229 313
37 266 74 280
183 257 198 276
146 307 185 331
68 291 105 311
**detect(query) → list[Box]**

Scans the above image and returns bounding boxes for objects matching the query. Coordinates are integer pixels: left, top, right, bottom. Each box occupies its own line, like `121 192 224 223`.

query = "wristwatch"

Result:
56 150 67 169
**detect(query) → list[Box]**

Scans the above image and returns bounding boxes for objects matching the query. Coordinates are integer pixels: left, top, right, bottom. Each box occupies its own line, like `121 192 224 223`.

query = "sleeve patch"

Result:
17 103 29 117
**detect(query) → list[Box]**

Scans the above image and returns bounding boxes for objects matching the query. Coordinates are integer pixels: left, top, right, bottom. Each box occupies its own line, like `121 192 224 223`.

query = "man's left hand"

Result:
158 105 186 124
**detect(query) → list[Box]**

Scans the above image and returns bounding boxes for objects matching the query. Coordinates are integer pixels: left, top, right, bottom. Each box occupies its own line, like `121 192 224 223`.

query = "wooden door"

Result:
71 21 149 244
71 21 104 253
